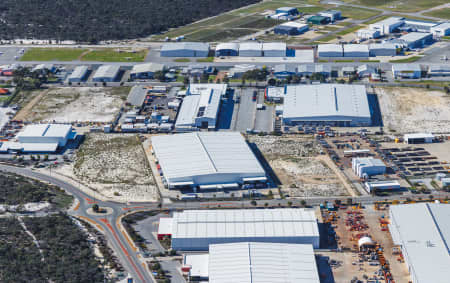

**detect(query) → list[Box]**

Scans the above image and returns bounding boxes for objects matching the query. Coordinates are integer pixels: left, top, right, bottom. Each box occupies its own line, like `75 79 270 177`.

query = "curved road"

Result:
2 164 449 282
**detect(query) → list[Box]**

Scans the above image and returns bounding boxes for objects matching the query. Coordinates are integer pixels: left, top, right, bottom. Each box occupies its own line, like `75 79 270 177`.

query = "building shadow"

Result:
367 93 383 127
316 255 336 283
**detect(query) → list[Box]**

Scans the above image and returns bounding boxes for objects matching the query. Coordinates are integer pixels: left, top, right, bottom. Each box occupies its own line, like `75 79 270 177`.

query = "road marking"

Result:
122 206 146 211
99 218 146 283
73 201 80 211
85 197 98 204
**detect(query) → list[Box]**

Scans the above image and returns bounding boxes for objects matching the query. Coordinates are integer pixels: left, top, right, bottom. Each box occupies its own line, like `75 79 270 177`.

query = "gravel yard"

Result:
376 87 450 134
70 133 157 202
248 135 348 197
18 87 128 123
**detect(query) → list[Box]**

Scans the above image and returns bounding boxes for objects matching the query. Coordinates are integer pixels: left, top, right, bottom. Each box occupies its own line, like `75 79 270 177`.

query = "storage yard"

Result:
248 135 350 197
376 87 450 133
16 87 128 123
66 133 157 202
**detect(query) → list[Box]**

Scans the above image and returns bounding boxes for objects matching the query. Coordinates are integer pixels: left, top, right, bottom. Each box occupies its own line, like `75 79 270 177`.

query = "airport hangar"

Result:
151 132 267 190
281 84 371 127
158 208 320 251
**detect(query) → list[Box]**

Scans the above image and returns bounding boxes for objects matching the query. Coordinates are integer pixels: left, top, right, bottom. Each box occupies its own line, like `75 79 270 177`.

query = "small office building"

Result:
297 64 331 77
403 133 434 144
160 42 210 57
352 157 386 178
274 22 309 35
307 15 330 25
365 180 400 193
215 43 239 57
357 29 380 40
318 10 341 22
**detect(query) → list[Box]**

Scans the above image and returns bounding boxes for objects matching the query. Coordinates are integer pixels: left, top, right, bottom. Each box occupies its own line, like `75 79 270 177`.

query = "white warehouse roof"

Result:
17 124 72 139
399 32 432 42
130 63 165 74
208 242 320 283
93 65 120 79
389 203 450 283
239 42 263 51
215 42 239 51
151 132 266 186
262 42 287 51
161 42 210 52
169 208 319 239
68 66 88 80
283 84 371 123
343 44 369 53
318 44 343 53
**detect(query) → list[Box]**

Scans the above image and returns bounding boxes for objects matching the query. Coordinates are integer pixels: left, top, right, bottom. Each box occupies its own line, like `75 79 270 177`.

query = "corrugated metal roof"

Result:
318 44 343 53
262 42 287 51
353 157 385 167
369 43 397 50
68 66 88 80
431 22 450 31
127 85 148 106
392 63 421 72
371 16 404 26
130 63 164 74
17 124 71 138
280 22 308 28
239 42 263 51
399 32 432 42
283 84 371 120
93 65 120 79
343 44 369 53
389 203 450 283
170 208 319 239
215 43 239 51
209 242 320 283
151 132 265 182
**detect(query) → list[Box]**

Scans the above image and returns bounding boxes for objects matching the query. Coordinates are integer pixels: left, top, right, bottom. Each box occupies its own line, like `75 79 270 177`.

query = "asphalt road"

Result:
1 164 449 283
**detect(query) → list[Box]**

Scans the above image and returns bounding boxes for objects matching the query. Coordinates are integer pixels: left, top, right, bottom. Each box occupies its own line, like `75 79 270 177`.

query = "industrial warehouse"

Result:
160 42 210 57
158 208 320 251
129 63 165 80
151 132 266 190
389 203 450 283
67 66 89 83
175 84 227 131
183 242 320 283
92 65 121 82
281 84 372 127
0 124 77 153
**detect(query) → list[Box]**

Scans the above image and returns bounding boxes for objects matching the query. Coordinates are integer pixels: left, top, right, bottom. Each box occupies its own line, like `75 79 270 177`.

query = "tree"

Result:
183 76 189 85
154 71 167 82
92 204 99 212
264 202 269 207
250 200 257 206
44 154 49 161
287 201 292 207
300 200 307 207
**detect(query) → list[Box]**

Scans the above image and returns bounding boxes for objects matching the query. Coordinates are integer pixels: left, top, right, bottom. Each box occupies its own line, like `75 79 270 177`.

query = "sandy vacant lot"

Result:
248 135 348 197
58 133 157 202
376 87 450 133
17 87 127 123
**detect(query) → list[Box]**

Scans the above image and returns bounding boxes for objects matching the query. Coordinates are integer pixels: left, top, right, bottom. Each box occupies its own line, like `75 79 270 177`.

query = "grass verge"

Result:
81 49 147 62
20 48 86 61
389 56 422 63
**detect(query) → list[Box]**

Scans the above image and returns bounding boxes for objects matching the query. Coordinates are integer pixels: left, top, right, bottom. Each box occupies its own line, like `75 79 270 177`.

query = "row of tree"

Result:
0 0 260 42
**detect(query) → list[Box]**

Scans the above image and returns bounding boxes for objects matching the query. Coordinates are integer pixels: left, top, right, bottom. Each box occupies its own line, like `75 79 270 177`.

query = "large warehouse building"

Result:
399 32 433 48
239 42 263 57
262 42 286 57
130 63 165 80
68 66 89 83
369 43 397 56
389 203 450 283
281 84 371 126
151 132 266 189
215 43 239 57
1 124 77 153
92 65 120 82
175 84 226 131
274 22 309 35
160 42 210 57
318 44 343 57
343 44 369 57
184 242 320 283
352 157 386 178
158 208 320 251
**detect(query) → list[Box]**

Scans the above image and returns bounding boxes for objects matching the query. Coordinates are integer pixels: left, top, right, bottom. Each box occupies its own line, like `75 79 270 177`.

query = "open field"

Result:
339 6 381 20
20 48 87 61
389 56 422 63
336 25 363 36
248 135 349 197
341 0 448 13
423 8 450 20
376 87 450 133
20 47 147 62
70 133 157 202
15 87 128 123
